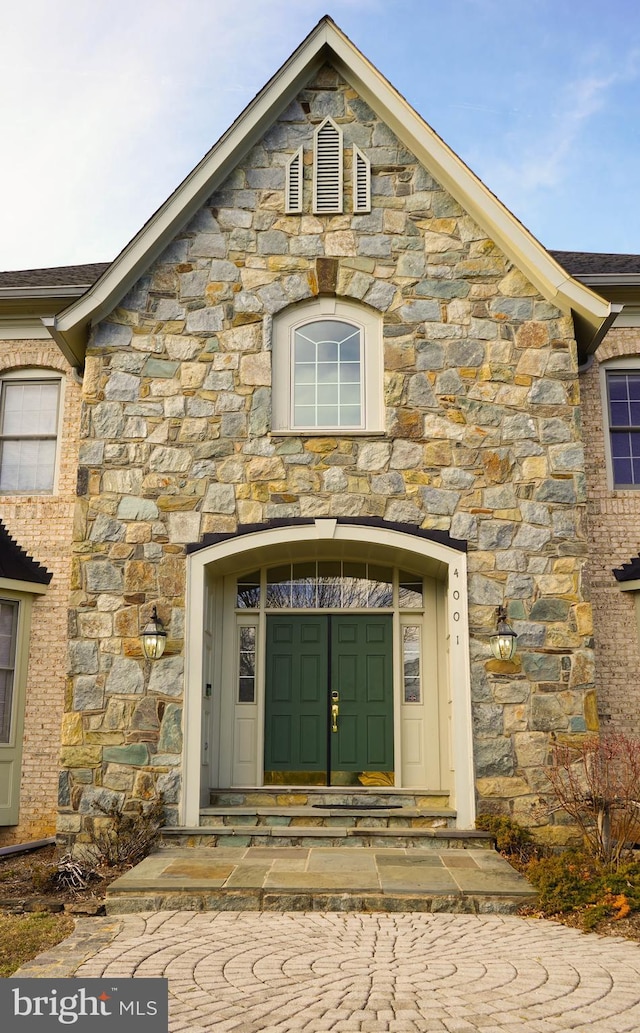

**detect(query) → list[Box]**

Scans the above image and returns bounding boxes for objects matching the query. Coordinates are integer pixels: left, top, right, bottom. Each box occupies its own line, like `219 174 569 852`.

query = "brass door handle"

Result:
331 703 339 732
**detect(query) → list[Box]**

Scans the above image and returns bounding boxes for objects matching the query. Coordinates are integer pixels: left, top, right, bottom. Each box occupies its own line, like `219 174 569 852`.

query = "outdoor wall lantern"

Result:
141 606 167 660
489 605 518 661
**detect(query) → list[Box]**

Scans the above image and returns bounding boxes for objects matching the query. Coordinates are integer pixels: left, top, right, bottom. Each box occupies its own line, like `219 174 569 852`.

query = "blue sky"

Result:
2 0 640 269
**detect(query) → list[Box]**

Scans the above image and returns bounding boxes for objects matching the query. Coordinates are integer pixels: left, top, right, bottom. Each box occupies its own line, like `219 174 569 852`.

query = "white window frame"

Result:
0 368 64 495
272 298 384 434
599 357 640 490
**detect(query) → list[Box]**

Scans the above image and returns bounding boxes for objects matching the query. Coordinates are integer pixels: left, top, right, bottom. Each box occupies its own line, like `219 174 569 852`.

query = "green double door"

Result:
264 614 394 786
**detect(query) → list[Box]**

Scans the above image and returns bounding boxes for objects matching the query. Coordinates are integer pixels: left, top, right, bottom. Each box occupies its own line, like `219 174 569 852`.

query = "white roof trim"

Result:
48 16 609 367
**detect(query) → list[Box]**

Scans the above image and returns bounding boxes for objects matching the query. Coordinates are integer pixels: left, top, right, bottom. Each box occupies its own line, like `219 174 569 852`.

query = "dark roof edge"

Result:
185 516 468 555
0 520 53 585
613 554 640 582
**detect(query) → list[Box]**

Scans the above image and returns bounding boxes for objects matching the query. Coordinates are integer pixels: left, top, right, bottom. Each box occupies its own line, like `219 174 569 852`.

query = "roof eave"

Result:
574 303 622 361
0 284 91 300
41 316 88 370
577 273 640 287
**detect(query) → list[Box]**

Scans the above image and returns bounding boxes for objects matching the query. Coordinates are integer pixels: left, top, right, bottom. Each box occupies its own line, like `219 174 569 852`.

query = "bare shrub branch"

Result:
546 733 640 866
90 796 165 868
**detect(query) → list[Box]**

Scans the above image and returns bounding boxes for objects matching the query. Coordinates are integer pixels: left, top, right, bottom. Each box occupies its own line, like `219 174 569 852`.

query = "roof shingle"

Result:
551 251 640 276
0 263 110 289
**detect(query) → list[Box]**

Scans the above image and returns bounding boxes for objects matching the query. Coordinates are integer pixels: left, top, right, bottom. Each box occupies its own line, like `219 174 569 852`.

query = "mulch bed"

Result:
0 845 126 916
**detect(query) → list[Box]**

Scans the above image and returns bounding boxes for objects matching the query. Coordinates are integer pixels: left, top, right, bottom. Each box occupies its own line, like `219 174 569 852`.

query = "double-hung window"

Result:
604 366 640 489
272 299 383 433
0 371 61 493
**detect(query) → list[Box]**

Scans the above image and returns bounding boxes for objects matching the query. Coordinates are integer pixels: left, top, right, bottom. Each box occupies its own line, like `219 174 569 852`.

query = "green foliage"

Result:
477 813 640 933
475 814 538 864
526 849 640 926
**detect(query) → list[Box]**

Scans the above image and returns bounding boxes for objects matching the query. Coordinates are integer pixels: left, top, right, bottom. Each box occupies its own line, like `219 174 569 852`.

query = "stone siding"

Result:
582 327 640 735
62 67 595 845
0 340 80 844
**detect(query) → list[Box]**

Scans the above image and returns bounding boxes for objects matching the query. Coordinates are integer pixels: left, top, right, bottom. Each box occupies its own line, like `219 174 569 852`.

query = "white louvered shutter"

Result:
353 145 371 214
285 146 303 214
313 117 343 214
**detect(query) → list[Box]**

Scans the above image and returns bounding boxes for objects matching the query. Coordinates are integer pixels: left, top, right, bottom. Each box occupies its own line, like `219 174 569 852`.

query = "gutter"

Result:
577 303 623 362
575 273 640 287
0 285 91 301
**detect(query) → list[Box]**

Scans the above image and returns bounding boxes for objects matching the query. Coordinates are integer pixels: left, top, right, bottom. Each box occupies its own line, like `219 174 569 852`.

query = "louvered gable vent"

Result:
285 146 303 214
313 117 343 214
353 145 371 214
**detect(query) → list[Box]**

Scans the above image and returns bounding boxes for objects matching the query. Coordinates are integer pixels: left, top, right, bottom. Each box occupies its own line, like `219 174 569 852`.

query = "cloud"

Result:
473 46 640 209
0 0 381 268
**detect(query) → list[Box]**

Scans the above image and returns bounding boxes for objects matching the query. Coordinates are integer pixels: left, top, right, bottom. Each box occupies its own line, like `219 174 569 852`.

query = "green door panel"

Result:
331 615 393 777
265 613 393 785
265 616 328 777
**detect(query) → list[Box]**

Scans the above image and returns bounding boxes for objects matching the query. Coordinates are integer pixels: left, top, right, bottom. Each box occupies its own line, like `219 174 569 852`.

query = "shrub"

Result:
546 733 640 866
90 795 165 867
527 850 640 924
54 854 97 892
475 814 539 865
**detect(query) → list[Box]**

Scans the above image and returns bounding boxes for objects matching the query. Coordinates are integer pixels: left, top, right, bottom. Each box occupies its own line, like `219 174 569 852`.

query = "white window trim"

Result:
0 368 65 496
272 298 384 434
598 356 640 491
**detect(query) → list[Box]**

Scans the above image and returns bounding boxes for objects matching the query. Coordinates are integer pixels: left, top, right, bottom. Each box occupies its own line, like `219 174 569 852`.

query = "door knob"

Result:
331 703 339 733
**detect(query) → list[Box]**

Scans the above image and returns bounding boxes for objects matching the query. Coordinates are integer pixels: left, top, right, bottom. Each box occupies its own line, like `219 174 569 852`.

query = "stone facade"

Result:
581 327 640 736
0 340 81 844
53 65 597 848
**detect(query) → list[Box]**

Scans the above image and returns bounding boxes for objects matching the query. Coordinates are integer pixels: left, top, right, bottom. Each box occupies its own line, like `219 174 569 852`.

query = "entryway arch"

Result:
182 519 475 828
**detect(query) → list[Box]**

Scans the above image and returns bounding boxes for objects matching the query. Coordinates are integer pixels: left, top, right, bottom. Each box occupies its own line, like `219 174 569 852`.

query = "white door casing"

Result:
182 520 475 828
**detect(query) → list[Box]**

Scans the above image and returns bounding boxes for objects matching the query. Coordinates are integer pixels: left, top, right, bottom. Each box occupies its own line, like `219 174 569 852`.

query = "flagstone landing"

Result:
105 846 535 915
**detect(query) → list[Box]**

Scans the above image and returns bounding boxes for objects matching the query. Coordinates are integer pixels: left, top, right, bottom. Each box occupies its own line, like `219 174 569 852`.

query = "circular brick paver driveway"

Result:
74 911 640 1032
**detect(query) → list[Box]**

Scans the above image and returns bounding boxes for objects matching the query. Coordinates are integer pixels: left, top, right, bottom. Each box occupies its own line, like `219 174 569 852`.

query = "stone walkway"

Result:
17 911 640 1032
105 847 532 913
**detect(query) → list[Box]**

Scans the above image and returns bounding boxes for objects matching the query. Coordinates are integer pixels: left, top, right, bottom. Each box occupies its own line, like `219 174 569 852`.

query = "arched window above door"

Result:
272 298 384 434
236 563 424 610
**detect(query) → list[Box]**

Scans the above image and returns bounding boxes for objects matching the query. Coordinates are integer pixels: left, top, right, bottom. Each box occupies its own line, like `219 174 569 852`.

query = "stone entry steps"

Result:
208 788 451 808
200 804 455 829
105 846 535 915
160 824 492 850
160 787 493 851
116 789 531 913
